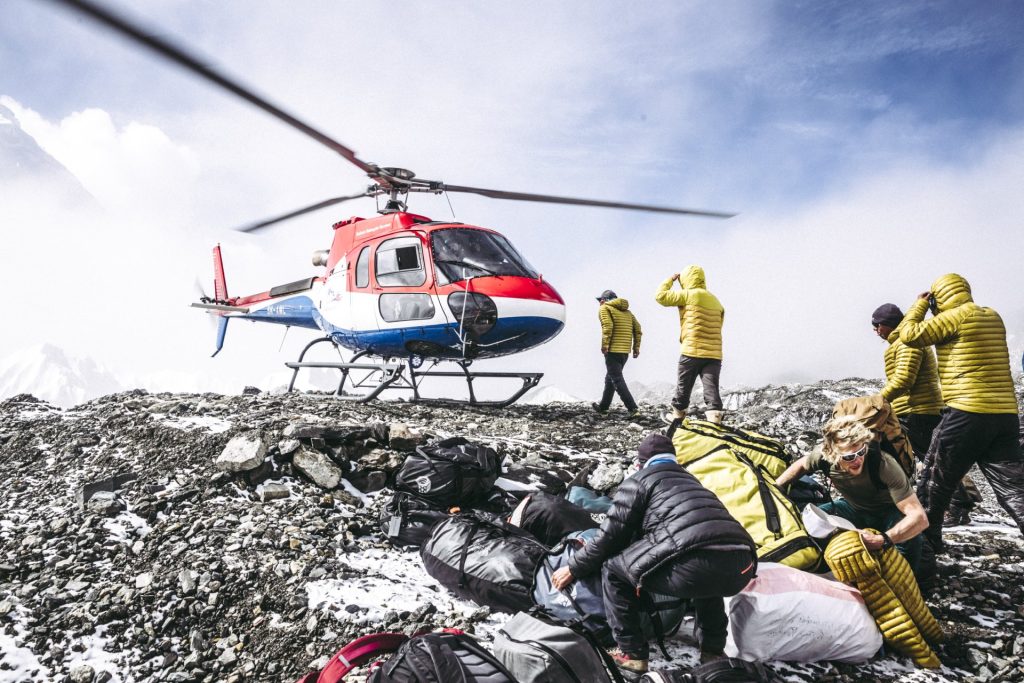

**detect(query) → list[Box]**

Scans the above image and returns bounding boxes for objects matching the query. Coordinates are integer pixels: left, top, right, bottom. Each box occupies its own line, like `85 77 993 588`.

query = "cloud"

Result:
1 96 200 225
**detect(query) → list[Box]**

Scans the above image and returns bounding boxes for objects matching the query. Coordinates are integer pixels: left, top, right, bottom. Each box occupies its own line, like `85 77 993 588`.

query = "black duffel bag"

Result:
394 437 502 508
512 491 598 546
421 511 548 614
379 491 451 549
370 630 517 683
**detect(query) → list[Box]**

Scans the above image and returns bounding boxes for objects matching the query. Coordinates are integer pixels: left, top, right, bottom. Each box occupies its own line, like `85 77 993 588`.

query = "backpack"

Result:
421 511 548 614
831 395 914 478
681 445 820 570
532 530 687 652
369 631 517 683
295 630 516 683
493 609 627 683
638 658 776 683
379 491 451 549
532 533 612 644
668 419 790 479
394 437 502 508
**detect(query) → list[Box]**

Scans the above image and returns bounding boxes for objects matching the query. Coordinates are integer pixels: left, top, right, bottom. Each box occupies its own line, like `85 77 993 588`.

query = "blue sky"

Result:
1 0 1022 399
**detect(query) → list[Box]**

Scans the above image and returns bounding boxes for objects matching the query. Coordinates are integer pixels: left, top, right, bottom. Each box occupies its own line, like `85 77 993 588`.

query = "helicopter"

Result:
56 0 734 406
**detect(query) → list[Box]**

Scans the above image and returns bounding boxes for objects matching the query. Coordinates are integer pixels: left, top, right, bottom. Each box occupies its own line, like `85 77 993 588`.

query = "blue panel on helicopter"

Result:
242 296 319 329
321 316 564 360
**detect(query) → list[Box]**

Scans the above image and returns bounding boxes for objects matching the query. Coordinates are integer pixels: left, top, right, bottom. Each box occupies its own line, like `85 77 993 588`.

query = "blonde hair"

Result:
820 415 874 466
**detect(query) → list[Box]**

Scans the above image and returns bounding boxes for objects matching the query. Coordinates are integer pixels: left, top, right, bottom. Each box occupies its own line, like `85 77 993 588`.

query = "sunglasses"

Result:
839 443 869 462
927 293 938 314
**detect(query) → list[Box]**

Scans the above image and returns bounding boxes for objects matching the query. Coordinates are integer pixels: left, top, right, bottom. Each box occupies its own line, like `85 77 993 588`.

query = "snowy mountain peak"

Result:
521 384 583 404
0 344 124 408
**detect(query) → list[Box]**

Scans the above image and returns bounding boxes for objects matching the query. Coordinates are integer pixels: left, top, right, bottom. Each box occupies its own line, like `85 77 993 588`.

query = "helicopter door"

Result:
372 234 448 357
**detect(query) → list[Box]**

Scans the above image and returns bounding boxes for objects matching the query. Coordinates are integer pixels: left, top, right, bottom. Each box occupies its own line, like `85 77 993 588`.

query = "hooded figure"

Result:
594 292 642 415
898 273 1024 558
872 302 978 526
655 265 725 423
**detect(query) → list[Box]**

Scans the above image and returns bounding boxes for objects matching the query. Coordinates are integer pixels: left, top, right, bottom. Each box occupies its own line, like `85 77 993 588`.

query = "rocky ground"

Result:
0 379 1021 683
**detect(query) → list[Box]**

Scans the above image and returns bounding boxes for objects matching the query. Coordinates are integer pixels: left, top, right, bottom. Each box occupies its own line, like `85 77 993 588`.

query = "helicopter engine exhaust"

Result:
311 249 330 267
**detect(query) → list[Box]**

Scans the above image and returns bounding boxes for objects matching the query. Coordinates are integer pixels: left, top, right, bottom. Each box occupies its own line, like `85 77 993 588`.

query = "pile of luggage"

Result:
297 408 942 681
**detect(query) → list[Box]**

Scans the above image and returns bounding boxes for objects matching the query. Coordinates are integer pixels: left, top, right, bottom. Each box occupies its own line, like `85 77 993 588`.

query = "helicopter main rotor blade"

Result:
48 0 380 179
437 183 735 218
236 192 374 233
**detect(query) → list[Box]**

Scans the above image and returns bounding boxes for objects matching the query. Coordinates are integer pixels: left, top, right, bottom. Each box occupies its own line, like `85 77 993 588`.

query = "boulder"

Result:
388 423 424 450
293 448 342 489
216 435 268 473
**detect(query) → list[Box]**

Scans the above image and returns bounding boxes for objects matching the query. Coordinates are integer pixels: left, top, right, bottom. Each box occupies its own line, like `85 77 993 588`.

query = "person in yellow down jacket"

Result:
872 303 980 525
594 290 641 416
899 274 1024 555
655 265 725 423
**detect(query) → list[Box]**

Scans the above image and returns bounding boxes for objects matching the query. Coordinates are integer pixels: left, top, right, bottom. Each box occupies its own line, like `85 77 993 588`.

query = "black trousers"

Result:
599 352 638 412
602 548 754 659
899 413 976 513
917 408 1024 549
672 354 722 411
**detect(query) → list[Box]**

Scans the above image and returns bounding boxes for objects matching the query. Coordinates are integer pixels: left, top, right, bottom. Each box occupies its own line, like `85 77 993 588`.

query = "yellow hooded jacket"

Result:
899 274 1017 414
598 298 642 354
655 265 724 359
881 326 943 416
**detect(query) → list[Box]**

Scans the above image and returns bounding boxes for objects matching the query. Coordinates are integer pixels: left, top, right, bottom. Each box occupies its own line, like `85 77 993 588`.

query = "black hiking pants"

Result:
602 547 754 659
917 408 1024 552
672 354 722 411
599 352 638 412
899 413 977 515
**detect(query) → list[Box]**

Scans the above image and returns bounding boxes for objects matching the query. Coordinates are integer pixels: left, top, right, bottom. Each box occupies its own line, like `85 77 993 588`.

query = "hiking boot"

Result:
661 407 686 425
942 509 971 527
705 410 724 425
591 402 608 415
608 649 648 675
699 649 726 664
626 408 641 419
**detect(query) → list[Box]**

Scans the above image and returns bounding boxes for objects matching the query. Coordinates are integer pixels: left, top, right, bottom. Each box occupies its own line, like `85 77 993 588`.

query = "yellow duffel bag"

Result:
671 419 790 479
824 530 944 668
683 446 820 570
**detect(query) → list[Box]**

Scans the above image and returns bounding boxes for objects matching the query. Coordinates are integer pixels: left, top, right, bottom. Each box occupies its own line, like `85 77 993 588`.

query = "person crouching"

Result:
776 416 929 572
552 433 756 676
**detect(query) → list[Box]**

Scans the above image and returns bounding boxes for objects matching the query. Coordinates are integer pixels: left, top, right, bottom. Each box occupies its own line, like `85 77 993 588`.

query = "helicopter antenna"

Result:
444 191 457 221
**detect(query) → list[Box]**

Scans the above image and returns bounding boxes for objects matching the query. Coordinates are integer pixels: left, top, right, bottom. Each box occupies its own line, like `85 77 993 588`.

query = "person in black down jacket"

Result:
552 432 756 676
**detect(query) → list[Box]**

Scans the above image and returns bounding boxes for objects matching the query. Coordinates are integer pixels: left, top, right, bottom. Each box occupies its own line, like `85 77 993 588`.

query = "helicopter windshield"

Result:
431 228 538 284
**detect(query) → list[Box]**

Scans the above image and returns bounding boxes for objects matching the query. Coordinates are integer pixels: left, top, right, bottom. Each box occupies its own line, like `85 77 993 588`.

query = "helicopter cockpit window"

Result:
431 228 538 285
355 247 370 288
375 236 425 287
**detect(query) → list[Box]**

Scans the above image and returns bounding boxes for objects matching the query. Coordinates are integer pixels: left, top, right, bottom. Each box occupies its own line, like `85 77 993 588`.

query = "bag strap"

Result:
315 632 410 683
638 589 672 660
456 519 482 589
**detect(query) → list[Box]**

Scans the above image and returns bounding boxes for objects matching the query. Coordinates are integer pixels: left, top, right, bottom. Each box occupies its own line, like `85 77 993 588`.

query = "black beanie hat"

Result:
871 303 904 329
637 433 675 464
596 289 617 302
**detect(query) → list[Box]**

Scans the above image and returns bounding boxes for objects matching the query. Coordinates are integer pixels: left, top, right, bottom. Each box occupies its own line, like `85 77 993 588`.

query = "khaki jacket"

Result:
654 265 724 359
881 327 943 416
598 298 641 354
899 273 1017 414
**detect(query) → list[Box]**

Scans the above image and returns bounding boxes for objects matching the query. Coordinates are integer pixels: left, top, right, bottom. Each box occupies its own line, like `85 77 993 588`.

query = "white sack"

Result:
802 503 857 539
725 563 882 663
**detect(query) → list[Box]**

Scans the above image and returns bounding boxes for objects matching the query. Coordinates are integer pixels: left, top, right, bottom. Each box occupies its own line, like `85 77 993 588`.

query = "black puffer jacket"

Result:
568 461 754 587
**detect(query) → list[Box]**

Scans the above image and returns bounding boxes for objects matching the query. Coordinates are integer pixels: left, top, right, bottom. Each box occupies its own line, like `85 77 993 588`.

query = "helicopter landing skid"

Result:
284 337 542 407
